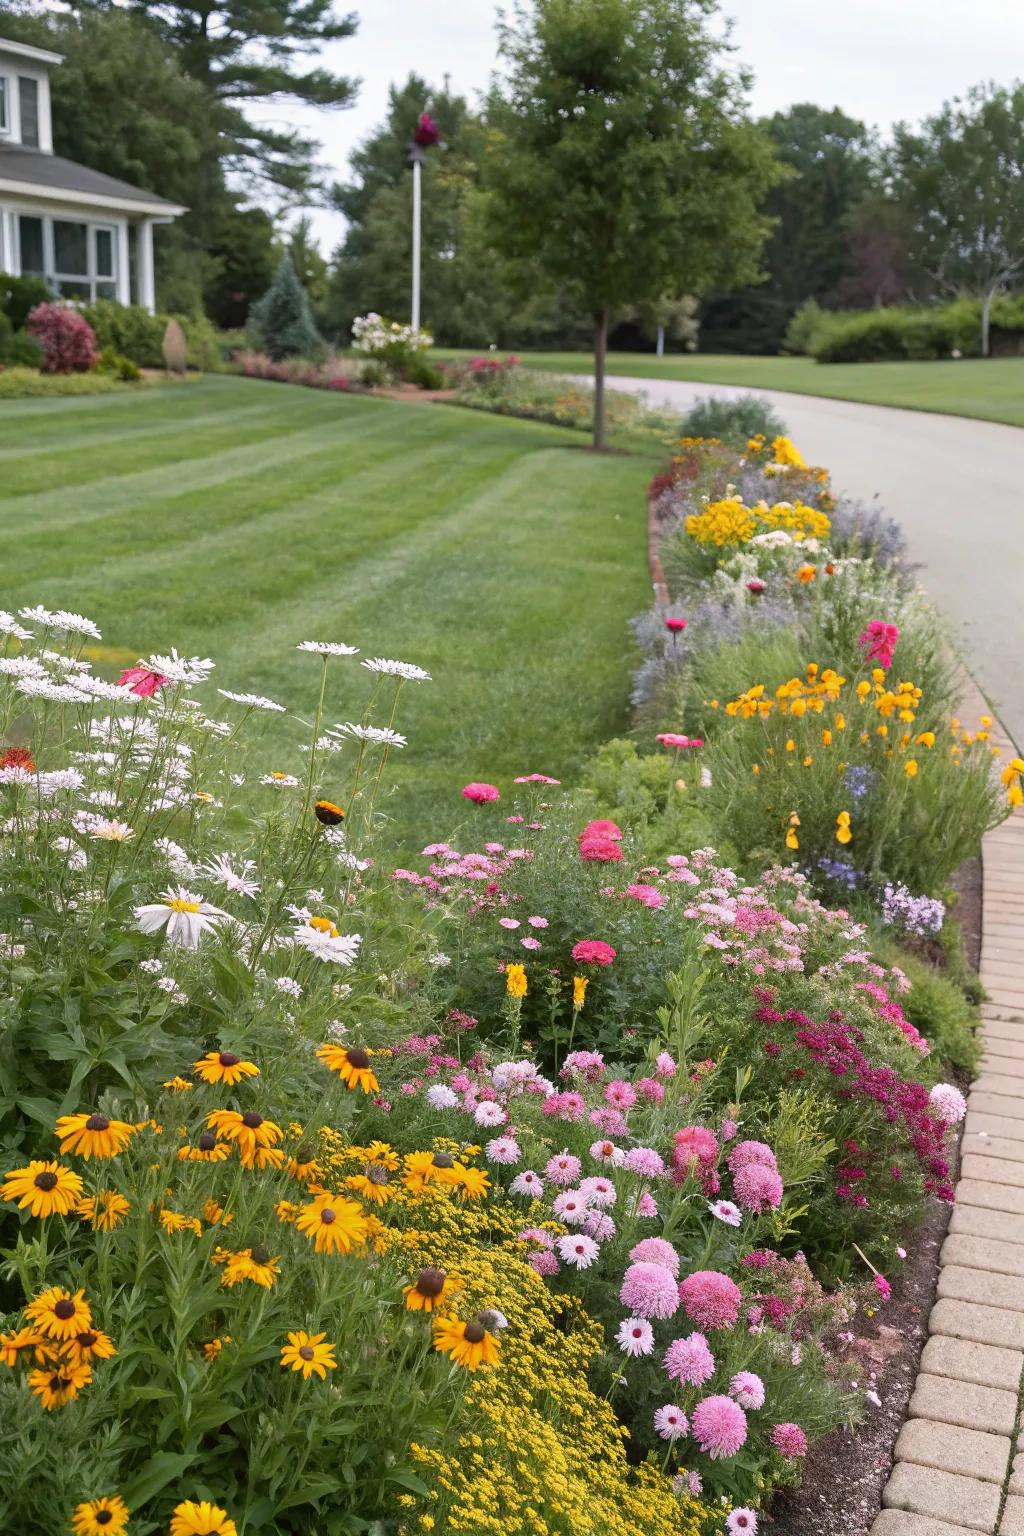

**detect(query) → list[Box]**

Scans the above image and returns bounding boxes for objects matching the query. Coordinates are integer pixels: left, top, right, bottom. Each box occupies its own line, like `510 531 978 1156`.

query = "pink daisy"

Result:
679 1271 742 1331
556 1232 599 1269
664 1331 715 1387
730 1371 766 1410
654 1404 689 1442
545 1151 582 1186
616 1316 654 1357
510 1170 544 1197
620 1261 680 1320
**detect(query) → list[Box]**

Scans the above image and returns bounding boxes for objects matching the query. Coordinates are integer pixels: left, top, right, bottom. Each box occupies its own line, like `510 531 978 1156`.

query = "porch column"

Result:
116 222 131 304
137 217 156 314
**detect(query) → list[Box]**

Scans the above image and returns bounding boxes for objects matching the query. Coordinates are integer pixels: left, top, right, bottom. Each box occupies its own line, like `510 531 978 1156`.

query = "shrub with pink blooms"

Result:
25 301 98 373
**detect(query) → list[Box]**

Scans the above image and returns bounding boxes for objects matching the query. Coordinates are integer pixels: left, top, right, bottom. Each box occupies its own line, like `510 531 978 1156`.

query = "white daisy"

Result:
328 723 407 749
146 650 215 685
360 657 431 683
0 656 47 677
51 610 102 639
296 641 360 657
16 678 91 703
19 604 61 626
71 676 134 702
134 886 228 949
293 925 362 965
218 689 286 713
260 772 300 788
555 1233 599 1269
201 852 261 898
0 611 33 640
616 1317 655 1357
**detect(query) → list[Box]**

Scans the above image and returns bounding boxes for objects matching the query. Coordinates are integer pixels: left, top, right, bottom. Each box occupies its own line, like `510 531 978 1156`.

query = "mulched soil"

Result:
766 852 981 1534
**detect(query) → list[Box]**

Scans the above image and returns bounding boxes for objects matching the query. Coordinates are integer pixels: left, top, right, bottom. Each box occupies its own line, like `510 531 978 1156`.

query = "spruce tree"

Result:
250 256 321 360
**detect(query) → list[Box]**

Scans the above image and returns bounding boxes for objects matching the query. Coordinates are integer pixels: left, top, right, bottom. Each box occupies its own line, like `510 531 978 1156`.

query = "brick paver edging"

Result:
873 684 1024 1536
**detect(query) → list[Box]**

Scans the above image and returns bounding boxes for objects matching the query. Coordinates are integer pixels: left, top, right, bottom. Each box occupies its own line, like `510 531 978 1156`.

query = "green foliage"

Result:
249 257 322 362
578 736 719 859
869 932 981 1075
0 273 54 331
679 393 789 446
485 0 783 445
203 206 278 330
81 303 222 371
3 332 45 369
805 301 988 363
451 360 677 442
401 353 446 390
0 368 122 398
96 348 144 382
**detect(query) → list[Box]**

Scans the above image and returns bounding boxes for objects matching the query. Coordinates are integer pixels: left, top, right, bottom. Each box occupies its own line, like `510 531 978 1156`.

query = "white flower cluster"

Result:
351 312 433 355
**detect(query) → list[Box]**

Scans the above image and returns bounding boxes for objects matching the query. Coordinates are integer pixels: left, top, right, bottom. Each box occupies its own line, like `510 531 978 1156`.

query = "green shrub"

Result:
782 298 827 356
804 300 989 364
96 347 143 382
0 272 53 330
81 299 165 366
5 330 44 368
678 392 788 446
0 367 121 398
248 256 321 361
402 352 446 389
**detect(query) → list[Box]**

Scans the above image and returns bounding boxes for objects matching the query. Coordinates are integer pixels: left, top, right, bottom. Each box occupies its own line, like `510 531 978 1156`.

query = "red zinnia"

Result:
665 617 687 633
462 782 500 804
571 939 616 967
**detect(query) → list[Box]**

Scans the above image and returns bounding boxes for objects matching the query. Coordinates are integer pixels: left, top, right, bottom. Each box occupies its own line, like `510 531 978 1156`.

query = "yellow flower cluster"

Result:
387 1190 707 1536
747 432 808 468
726 664 846 719
685 494 831 549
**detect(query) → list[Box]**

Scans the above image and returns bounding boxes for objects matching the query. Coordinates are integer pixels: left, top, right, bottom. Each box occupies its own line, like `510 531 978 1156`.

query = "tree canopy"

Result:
483 0 782 444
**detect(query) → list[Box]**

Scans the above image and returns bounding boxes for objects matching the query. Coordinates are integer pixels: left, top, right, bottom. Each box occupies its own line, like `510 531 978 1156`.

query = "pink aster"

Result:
654 1404 688 1441
727 1140 777 1176
579 1176 616 1208
679 1271 742 1331
709 1199 742 1227
556 1232 599 1269
692 1395 748 1458
572 939 616 967
771 1422 808 1460
545 1151 583 1186
730 1371 766 1410
510 1170 544 1197
623 1146 665 1177
590 1139 625 1165
626 882 665 909
655 1051 677 1078
636 1076 665 1105
117 665 168 696
664 1331 715 1387
552 1190 589 1225
485 1135 521 1165
673 1126 719 1171
527 915 549 928
733 1163 784 1213
616 1316 655 1357
629 1237 680 1276
520 936 542 950
462 782 500 804
858 619 899 670
620 1261 680 1320
727 1511 758 1534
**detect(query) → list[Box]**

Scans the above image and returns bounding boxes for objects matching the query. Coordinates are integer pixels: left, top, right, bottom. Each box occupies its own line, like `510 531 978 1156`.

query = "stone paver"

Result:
881 1462 1001 1531
970 1093 1024 1122
929 1295 1024 1348
976 1072 1024 1095
908 1373 1017 1434
919 1335 1024 1392
942 1233 1024 1277
893 1419 1010 1483
980 1057 1024 1078
937 1265 1024 1312
951 1204 1024 1243
1001 1494 1024 1534
871 1515 990 1536
966 1118 1024 1147
958 1179 1024 1215
1009 1450 1024 1496
963 1153 1024 1187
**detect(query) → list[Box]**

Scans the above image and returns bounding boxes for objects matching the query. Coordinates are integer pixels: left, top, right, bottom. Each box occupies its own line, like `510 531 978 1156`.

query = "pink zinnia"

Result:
692 1395 748 1458
656 733 700 750
626 882 665 909
771 1422 808 1460
629 1237 679 1275
572 939 616 967
727 1140 777 1176
580 836 622 863
654 1404 688 1441
581 818 622 841
679 1271 742 1331
117 665 168 697
664 1331 715 1387
620 1261 680 1320
733 1163 784 1213
462 782 499 804
858 619 899 669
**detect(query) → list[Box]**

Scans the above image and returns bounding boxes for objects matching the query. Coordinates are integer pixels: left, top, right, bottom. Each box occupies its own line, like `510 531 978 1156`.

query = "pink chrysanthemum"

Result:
629 1237 680 1276
604 1079 636 1109
556 1232 599 1269
552 1190 590 1225
727 1510 759 1534
579 1176 616 1208
664 1331 715 1387
589 1138 625 1165
545 1151 583 1186
571 939 617 966
730 1371 766 1410
620 1261 680 1320
616 1316 655 1357
623 1146 665 1177
655 1050 677 1078
627 882 665 909
679 1270 742 1331
637 1191 659 1218
673 1126 719 1170
510 1170 544 1197
517 1226 553 1249
583 1209 616 1241
485 1135 521 1165
929 1082 967 1124
771 1422 808 1460
581 818 622 841
579 836 622 863
709 1199 742 1226
733 1163 784 1213
727 1140 777 1175
636 1076 665 1105
654 1404 689 1441
692 1395 748 1458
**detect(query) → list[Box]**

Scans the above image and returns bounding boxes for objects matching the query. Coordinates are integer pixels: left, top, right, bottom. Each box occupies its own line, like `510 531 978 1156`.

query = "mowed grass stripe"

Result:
0 397 293 465
1 377 658 841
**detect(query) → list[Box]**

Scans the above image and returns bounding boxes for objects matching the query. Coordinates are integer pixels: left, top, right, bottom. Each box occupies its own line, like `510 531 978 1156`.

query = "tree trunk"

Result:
981 290 994 358
593 309 608 451
656 323 665 357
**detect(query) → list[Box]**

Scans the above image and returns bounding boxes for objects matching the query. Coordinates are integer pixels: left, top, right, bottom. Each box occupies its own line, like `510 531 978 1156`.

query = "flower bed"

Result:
0 422 1016 1536
447 353 677 439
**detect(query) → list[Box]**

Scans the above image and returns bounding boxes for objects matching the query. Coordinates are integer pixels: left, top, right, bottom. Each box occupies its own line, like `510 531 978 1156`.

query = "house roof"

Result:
0 144 186 216
0 36 64 66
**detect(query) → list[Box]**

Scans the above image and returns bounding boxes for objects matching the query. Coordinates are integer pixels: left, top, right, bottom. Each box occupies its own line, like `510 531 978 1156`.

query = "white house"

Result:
0 36 184 313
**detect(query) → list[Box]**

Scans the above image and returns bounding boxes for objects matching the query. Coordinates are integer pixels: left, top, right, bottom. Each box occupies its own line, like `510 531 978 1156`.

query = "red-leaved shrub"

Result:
25 303 98 374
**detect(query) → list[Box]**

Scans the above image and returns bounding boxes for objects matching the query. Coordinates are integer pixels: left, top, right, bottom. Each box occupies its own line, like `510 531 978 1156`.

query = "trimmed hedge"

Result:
81 301 221 371
786 296 1024 364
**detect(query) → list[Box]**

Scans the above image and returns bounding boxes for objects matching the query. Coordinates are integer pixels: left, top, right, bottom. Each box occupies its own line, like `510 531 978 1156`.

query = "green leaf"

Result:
121 1451 197 1508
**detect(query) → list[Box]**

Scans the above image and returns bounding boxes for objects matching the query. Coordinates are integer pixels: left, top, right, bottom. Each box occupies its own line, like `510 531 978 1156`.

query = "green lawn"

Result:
0 377 658 838
435 349 1024 428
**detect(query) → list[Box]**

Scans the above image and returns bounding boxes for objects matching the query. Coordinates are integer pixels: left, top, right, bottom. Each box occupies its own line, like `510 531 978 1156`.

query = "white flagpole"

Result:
411 156 422 333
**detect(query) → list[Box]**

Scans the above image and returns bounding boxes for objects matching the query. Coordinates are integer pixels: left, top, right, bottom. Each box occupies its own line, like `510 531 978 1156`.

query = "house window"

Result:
19 76 39 148
0 76 9 134
17 215 119 301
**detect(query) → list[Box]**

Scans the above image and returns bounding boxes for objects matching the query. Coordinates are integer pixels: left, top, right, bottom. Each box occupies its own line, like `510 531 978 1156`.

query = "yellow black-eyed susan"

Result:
280 1329 337 1380
403 1267 461 1313
71 1494 130 1535
28 1358 92 1408
314 799 345 826
178 1130 232 1164
26 1286 93 1341
76 1190 130 1230
170 1501 238 1536
206 1108 283 1168
294 1192 368 1255
432 1314 500 1371
54 1112 134 1161
1 1159 83 1217
220 1246 279 1289
193 1050 259 1086
315 1044 379 1094
64 1327 117 1365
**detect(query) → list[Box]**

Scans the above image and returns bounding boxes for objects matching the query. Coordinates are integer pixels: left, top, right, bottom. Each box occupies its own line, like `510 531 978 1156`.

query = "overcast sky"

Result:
271 0 1020 252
